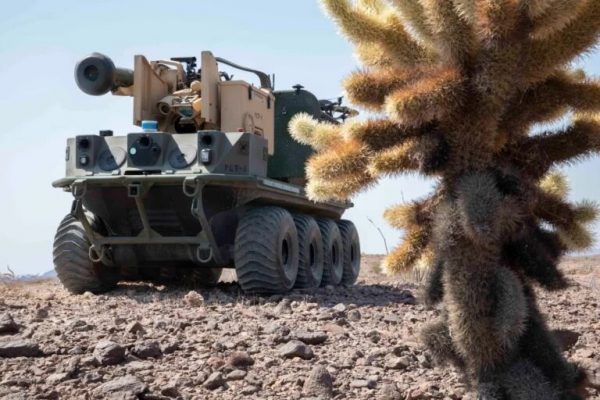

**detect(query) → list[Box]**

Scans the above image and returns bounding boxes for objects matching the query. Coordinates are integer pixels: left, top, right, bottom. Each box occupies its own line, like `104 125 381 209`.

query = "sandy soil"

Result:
0 255 598 399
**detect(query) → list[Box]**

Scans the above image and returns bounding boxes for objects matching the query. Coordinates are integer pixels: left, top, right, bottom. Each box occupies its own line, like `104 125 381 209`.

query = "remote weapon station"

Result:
52 52 361 294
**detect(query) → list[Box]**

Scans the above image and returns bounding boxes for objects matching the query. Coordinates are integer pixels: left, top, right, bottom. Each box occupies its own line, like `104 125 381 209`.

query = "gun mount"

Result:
74 52 277 139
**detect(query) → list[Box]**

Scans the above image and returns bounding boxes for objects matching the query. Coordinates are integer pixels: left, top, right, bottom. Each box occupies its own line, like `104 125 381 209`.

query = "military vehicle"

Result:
52 51 361 294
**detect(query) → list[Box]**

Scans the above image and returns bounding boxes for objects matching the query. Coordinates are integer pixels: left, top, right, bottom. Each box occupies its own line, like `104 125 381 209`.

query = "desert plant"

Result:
291 0 600 398
1 265 16 284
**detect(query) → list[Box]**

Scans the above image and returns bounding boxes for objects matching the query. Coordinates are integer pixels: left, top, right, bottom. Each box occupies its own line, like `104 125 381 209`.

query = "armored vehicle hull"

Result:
53 130 360 294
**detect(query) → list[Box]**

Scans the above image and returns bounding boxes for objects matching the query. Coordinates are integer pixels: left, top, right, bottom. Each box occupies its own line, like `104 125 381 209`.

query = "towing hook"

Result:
196 246 213 264
182 177 201 197
88 244 106 263
71 181 87 199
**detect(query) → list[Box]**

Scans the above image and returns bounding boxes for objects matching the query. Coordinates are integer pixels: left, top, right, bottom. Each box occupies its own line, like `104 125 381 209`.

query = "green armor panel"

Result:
268 89 320 180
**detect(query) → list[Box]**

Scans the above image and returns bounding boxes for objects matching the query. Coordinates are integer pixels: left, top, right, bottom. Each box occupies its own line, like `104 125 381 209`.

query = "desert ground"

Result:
1 255 599 400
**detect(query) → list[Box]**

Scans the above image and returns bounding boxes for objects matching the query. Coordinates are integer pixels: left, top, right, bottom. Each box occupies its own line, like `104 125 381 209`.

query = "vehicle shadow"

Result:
106 278 420 309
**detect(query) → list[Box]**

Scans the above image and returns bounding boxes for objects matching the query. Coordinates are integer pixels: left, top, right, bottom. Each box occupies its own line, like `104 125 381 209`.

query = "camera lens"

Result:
138 136 152 148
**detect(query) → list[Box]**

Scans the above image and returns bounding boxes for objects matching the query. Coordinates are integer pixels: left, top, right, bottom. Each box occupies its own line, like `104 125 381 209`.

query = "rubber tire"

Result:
188 268 222 286
293 214 324 289
234 207 299 294
337 220 361 285
53 214 119 294
316 219 343 286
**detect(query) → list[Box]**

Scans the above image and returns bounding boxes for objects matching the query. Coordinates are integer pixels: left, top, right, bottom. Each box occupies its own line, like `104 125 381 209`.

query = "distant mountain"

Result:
15 270 57 281
41 269 57 278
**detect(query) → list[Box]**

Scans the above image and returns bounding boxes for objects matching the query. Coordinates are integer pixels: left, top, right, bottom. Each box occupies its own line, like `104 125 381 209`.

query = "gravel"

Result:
0 254 598 399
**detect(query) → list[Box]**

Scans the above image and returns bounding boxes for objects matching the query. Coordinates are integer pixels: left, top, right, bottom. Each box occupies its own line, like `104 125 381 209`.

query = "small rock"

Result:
207 356 226 370
68 346 84 355
351 379 377 389
61 356 81 377
264 322 282 334
125 321 145 335
262 357 278 368
161 385 180 398
279 340 314 360
228 351 254 367
347 309 362 322
126 360 152 372
340 357 355 369
68 319 91 332
241 385 260 395
153 320 167 330
392 345 409 357
93 375 147 397
0 314 19 335
83 371 103 383
2 392 28 400
332 303 347 313
292 330 328 345
161 341 179 355
226 370 247 381
378 383 402 400
577 348 595 359
367 330 382 344
205 319 218 330
416 354 431 368
34 308 49 321
274 298 292 314
133 341 162 359
46 372 69 384
93 340 125 365
81 355 100 368
184 291 204 307
203 372 224 390
407 387 426 399
317 311 334 321
383 314 400 324
386 356 409 370
0 339 42 357
302 365 333 398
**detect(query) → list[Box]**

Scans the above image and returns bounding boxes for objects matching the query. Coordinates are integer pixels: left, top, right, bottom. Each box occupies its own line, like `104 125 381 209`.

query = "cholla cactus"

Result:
291 0 600 397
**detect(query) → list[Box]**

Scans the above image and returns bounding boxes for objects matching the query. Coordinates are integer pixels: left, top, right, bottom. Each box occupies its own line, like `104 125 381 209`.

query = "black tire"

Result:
337 219 361 285
187 268 222 286
53 214 119 294
293 214 324 289
316 219 343 286
234 207 299 294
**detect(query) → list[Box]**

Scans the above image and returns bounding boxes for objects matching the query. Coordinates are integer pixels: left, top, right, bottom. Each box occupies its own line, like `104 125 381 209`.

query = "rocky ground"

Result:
0 255 599 400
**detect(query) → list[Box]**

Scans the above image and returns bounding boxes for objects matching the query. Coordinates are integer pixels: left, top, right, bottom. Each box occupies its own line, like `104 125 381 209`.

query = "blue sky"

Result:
0 1 598 275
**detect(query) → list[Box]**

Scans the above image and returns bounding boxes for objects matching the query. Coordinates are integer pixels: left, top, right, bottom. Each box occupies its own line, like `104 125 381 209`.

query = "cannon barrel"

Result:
75 53 134 96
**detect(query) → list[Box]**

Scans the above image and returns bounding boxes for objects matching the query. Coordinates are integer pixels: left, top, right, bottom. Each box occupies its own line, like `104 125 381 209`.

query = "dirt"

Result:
0 254 599 399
